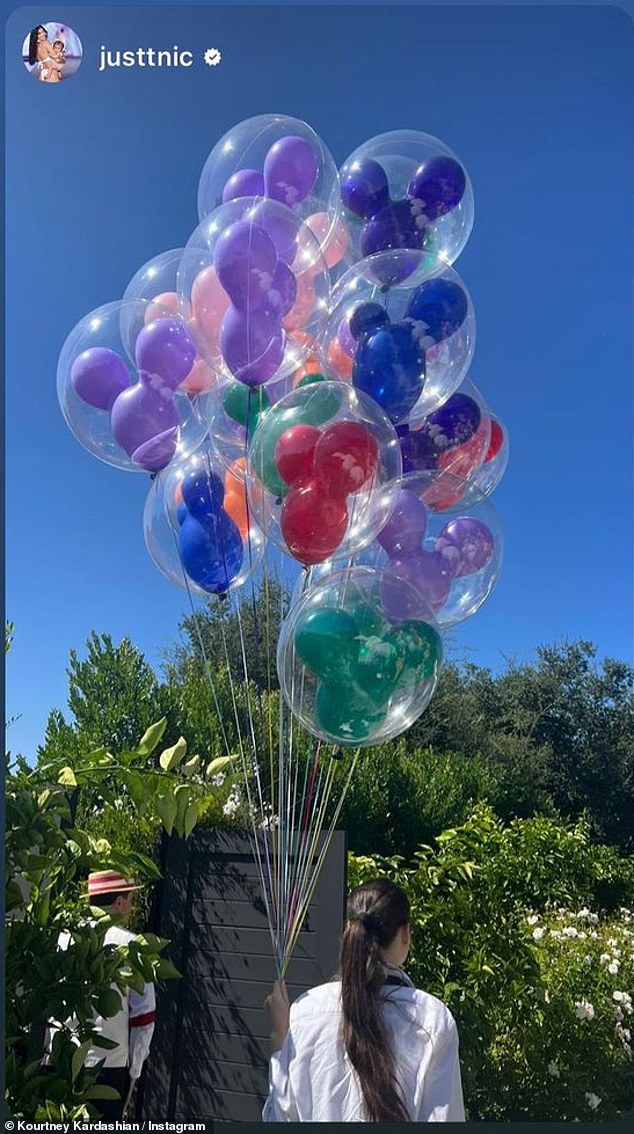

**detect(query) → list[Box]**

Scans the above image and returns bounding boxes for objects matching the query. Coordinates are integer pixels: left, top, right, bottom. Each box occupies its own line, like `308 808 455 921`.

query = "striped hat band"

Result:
87 870 139 896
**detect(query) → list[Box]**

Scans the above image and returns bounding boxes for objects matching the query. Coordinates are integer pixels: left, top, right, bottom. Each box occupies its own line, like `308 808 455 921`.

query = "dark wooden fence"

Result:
137 829 347 1123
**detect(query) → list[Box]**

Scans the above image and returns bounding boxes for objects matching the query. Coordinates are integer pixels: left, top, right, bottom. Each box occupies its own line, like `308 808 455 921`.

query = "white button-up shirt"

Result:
263 973 465 1122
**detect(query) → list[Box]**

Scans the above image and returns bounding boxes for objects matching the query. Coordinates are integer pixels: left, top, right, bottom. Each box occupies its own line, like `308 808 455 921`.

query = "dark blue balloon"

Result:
340 158 390 219
181 468 225 521
408 156 466 219
397 425 439 473
425 393 481 448
353 322 426 424
349 302 390 341
176 502 188 526
406 278 468 341
360 198 426 258
179 512 244 594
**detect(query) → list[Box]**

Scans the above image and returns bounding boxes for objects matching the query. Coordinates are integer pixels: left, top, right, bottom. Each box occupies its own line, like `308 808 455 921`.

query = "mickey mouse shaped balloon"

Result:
339 129 474 279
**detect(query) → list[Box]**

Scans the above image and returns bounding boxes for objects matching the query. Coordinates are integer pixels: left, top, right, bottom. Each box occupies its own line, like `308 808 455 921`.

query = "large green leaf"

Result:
159 736 187 772
156 792 178 836
71 1040 93 1083
136 717 167 757
205 755 236 777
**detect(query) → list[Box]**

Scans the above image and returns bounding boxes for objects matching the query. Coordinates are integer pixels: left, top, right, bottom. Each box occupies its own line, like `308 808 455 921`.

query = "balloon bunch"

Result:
58 112 509 976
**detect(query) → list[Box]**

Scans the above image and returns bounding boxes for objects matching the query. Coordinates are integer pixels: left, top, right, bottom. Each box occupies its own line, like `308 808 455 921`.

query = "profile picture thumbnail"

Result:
22 22 83 84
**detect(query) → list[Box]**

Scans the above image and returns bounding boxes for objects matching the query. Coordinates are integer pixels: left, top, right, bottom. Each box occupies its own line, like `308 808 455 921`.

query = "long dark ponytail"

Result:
340 878 411 1122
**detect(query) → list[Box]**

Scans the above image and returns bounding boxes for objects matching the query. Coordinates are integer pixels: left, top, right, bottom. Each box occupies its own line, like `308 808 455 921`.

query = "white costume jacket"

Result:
263 970 465 1122
44 924 155 1080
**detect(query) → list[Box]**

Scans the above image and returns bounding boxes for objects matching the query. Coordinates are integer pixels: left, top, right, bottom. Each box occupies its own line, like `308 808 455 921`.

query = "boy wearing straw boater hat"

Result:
43 870 155 1120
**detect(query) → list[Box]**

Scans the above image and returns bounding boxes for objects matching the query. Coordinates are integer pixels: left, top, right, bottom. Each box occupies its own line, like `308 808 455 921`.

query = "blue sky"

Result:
5 3 633 762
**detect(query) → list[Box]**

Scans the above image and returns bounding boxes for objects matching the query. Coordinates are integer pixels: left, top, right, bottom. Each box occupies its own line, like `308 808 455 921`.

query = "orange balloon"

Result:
283 272 316 332
180 357 216 396
174 481 183 506
326 337 353 381
225 457 247 495
224 489 249 539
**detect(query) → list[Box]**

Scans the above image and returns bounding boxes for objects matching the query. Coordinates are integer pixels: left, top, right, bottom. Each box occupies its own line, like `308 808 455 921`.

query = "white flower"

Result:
550 929 561 939
577 931 587 939
544 989 551 1003
527 914 540 925
584 955 593 965
562 926 578 937
607 937 618 948
608 961 620 975
576 907 591 919
600 953 612 965
589 930 598 939
585 1093 601 1111
616 1024 631 1045
211 772 226 787
533 927 546 940
222 789 241 818
547 1061 560 1078
575 999 595 1021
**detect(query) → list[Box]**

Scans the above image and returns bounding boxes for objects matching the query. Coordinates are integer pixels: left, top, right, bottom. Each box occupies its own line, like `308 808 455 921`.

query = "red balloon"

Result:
275 424 321 488
314 421 379 497
281 481 348 564
485 419 504 462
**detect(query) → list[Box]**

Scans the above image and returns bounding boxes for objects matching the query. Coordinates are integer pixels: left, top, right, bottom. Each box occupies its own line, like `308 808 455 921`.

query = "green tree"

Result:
37 633 171 772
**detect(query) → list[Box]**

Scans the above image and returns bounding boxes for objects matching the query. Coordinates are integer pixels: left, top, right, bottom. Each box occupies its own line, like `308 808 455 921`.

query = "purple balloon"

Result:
425 394 481 449
408 156 466 220
214 221 278 312
250 200 301 265
222 168 266 203
71 347 129 411
377 488 428 556
264 136 318 207
220 305 285 387
361 199 426 258
338 316 356 358
268 260 297 317
435 518 493 578
383 549 452 617
110 382 179 470
135 318 196 390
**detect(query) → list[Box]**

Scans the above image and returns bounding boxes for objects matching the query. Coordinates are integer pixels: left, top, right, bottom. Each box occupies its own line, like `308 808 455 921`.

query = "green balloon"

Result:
295 607 360 683
395 621 442 684
250 406 299 498
223 382 270 434
347 597 387 641
294 375 343 425
314 681 384 745
353 634 404 705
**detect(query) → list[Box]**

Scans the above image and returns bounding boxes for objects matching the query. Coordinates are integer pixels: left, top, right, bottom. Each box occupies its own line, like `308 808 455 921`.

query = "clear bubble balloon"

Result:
320 253 475 423
120 248 217 398
57 299 211 472
178 198 331 387
399 377 492 506
467 415 510 502
277 565 443 746
365 473 503 629
247 381 402 565
197 114 342 264
143 443 264 596
339 129 474 272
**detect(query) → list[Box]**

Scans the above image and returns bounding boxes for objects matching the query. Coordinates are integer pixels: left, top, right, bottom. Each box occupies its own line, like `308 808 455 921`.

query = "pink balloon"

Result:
145 291 183 323
304 212 350 270
190 266 231 358
283 271 316 332
180 357 216 396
